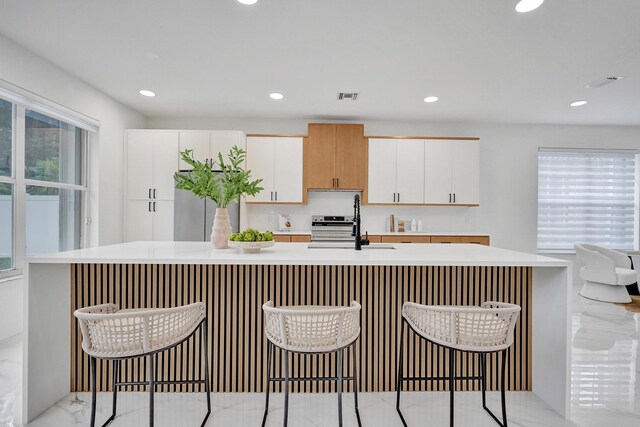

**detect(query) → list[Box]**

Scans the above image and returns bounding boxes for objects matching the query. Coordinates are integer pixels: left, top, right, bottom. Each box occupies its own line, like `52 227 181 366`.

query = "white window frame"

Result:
537 147 640 254
0 87 96 280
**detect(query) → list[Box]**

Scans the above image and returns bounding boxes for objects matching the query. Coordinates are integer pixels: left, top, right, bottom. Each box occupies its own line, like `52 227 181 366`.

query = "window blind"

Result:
537 149 639 252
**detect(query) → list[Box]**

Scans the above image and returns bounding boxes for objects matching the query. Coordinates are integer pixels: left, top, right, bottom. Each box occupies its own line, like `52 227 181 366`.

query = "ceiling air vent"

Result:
585 76 624 88
337 92 359 101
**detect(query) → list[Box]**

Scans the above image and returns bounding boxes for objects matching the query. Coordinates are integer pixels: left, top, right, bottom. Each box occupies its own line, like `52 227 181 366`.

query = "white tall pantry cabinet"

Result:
124 130 179 241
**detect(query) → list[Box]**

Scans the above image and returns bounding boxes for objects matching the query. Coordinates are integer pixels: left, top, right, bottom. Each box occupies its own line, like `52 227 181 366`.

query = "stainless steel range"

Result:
310 215 354 242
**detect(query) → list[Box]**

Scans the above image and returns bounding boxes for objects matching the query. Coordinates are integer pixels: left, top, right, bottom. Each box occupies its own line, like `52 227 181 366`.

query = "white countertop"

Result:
27 241 569 267
274 230 490 236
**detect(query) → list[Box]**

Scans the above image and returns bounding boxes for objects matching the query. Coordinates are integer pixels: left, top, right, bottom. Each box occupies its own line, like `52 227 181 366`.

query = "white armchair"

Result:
574 243 636 303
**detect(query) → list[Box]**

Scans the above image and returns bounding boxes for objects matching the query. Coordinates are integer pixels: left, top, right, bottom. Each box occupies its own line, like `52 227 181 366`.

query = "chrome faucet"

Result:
353 194 370 250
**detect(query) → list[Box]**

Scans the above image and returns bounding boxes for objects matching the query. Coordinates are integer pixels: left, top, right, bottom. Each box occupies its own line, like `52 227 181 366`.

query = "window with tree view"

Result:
0 95 89 275
0 99 14 271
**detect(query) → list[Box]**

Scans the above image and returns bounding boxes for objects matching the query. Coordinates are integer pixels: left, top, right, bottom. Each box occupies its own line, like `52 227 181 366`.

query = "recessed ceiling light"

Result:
269 93 284 100
237 0 258 5
570 100 588 107
515 0 544 13
139 90 156 97
424 96 439 103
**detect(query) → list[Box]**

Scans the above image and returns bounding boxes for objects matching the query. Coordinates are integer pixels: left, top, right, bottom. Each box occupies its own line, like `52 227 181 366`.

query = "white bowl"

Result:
228 240 275 252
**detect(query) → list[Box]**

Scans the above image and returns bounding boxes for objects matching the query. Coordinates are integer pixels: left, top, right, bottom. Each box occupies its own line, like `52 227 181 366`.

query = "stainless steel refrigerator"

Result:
173 171 240 241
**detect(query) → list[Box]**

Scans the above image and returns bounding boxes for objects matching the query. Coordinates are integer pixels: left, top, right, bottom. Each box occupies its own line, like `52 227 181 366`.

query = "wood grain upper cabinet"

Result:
424 140 479 205
304 123 366 190
368 138 424 204
246 137 303 203
335 124 366 189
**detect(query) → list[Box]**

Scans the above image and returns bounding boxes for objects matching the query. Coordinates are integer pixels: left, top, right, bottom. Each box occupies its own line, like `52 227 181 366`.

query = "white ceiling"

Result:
0 0 639 125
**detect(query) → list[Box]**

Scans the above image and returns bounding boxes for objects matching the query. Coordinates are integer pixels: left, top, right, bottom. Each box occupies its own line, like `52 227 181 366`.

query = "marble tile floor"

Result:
1 284 639 426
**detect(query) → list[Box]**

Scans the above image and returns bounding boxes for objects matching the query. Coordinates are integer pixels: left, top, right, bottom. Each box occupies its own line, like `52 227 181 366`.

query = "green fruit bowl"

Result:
228 240 275 253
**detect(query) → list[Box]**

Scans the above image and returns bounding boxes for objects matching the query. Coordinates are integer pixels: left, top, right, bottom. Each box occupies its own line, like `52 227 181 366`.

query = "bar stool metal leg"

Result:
396 319 407 427
449 348 455 427
501 350 508 427
202 320 212 427
108 360 119 425
337 348 344 427
90 356 97 427
261 341 273 427
283 349 290 427
352 344 362 427
481 350 509 427
148 353 155 427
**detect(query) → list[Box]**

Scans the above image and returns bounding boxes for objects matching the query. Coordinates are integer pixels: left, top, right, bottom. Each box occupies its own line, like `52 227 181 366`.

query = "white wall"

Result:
148 116 640 254
0 34 146 339
0 33 147 247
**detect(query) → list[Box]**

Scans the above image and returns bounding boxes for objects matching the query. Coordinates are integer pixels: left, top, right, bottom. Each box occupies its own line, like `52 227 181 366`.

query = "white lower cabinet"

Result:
246 137 303 203
125 200 174 242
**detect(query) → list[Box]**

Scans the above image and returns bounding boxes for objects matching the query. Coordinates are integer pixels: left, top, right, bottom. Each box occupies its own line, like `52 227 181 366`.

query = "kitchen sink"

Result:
307 242 395 249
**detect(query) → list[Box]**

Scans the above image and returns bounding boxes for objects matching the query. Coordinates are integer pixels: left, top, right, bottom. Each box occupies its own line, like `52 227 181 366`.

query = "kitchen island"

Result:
24 242 571 422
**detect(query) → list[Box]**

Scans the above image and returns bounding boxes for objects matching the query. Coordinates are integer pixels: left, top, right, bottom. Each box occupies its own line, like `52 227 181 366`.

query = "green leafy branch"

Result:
174 146 263 208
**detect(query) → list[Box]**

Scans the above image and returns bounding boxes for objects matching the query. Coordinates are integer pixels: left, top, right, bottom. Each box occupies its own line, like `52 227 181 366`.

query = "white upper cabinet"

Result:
273 137 303 203
178 131 210 169
152 132 180 200
424 140 479 205
126 130 179 201
246 137 275 202
126 131 154 200
178 130 246 170
451 141 479 205
210 131 245 163
367 139 397 203
424 140 453 204
246 136 303 203
367 138 424 204
395 139 425 204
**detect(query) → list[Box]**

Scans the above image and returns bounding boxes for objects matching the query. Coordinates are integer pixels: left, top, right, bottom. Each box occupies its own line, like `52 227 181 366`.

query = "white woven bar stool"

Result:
396 301 520 427
261 301 362 427
74 302 211 427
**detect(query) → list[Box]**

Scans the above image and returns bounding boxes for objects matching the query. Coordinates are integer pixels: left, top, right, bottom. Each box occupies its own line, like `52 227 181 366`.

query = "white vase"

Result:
211 207 232 249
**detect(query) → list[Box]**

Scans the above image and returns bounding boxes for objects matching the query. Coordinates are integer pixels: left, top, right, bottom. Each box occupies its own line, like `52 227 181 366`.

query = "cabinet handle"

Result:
453 193 455 203
275 191 278 201
393 193 396 202
149 189 152 199
153 202 157 212
270 191 273 201
153 189 157 199
332 178 335 188
449 193 451 203
336 178 339 188
148 202 151 212
397 192 400 203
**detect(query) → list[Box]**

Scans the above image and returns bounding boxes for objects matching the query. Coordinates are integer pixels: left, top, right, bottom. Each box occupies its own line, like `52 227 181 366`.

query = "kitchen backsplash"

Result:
245 191 481 233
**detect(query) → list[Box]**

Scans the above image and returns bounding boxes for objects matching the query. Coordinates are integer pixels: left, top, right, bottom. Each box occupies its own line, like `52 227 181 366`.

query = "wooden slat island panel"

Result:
70 264 532 394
